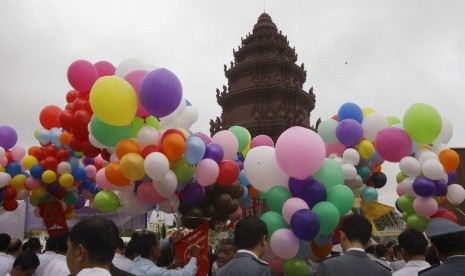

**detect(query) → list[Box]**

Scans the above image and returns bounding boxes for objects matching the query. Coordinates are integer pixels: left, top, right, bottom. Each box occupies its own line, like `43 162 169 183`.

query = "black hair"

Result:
393 244 402 256
116 237 125 250
375 244 387 258
365 245 375 254
12 251 40 270
56 232 69 254
220 238 236 247
385 240 396 248
135 232 158 259
69 217 119 265
234 216 268 250
340 214 372 245
23 237 41 253
7 238 22 254
125 232 141 259
0 233 11 252
45 236 58 252
397 229 428 257
425 246 440 266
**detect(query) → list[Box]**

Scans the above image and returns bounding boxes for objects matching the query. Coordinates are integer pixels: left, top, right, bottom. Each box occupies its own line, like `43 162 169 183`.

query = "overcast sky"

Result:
1 0 464 207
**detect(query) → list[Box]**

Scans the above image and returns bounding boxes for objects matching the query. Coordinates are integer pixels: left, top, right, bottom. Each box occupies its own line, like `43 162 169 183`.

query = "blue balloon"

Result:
240 185 249 200
297 240 311 258
291 209 320 240
185 99 192 106
238 170 250 186
361 186 378 202
68 157 81 169
49 128 62 147
203 143 224 164
5 161 22 177
184 136 206 165
338 102 363 123
289 177 326 208
37 129 50 145
29 165 44 179
72 167 86 181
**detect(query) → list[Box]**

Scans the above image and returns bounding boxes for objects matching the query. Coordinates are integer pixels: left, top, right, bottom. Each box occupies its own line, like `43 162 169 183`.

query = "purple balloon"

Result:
395 199 402 212
235 160 244 170
335 119 363 147
181 181 205 206
0 125 18 150
288 177 326 208
290 209 320 240
447 171 457 185
412 177 435 197
46 183 60 194
139 68 183 118
83 158 95 166
74 196 86 209
203 143 224 164
434 179 448 196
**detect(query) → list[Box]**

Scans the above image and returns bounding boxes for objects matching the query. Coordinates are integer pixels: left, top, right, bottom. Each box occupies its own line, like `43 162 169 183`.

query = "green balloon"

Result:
260 211 288 240
403 103 442 144
229 125 251 152
402 211 414 221
397 195 414 213
63 191 79 205
386 116 401 126
131 116 160 137
317 119 339 144
396 172 407 184
283 257 310 276
407 213 430 232
266 186 291 213
173 159 195 184
313 158 344 190
94 190 120 212
357 166 371 181
91 115 132 147
312 202 340 235
326 185 354 216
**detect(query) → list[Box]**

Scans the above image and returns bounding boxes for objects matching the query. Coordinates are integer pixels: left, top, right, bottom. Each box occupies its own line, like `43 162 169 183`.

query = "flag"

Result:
174 221 210 276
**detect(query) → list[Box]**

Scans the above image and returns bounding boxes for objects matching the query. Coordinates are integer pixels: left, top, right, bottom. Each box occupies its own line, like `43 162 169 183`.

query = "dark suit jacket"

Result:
216 251 271 276
316 250 392 276
110 264 136 276
419 255 465 276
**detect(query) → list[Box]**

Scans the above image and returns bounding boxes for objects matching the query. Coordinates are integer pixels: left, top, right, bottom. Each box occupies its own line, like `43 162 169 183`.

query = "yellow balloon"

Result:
32 186 47 199
59 173 75 188
120 153 145 180
90 76 138 126
42 170 56 184
0 164 4 172
23 156 39 170
11 174 27 190
362 107 376 118
65 210 75 220
357 140 375 159
29 195 41 207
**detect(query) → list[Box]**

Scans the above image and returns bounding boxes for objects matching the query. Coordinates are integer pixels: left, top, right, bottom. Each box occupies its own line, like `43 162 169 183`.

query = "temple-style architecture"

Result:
210 13 316 141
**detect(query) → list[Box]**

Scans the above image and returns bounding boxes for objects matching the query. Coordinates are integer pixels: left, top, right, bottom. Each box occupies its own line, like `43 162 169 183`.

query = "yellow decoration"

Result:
42 170 56 184
23 156 39 170
59 173 74 188
360 201 395 236
362 107 376 118
11 174 27 190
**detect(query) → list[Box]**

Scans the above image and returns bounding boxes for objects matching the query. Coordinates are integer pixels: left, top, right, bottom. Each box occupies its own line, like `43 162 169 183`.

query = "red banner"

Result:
174 221 210 276
39 201 68 237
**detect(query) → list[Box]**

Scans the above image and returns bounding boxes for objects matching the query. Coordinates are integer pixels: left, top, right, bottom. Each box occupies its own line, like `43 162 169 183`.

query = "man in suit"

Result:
419 217 465 275
217 216 271 276
316 214 391 276
394 229 430 276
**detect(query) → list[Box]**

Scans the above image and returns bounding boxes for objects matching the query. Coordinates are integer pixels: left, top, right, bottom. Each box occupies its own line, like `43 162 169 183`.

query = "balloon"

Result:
90 76 138 126
260 211 289 240
413 196 438 217
144 152 170 181
336 119 363 147
137 126 160 148
172 159 195 184
375 127 413 162
2 200 18 211
311 240 333 260
0 126 17 150
195 158 219 187
39 105 62 130
356 140 375 159
312 202 340 235
229 126 251 153
131 116 160 137
341 164 357 180
371 172 387 189
243 146 288 192
290 209 320 240
403 103 442 144
325 143 345 157
397 195 414 213
0 172 12 188
266 186 291 214
105 162 130 186
67 60 99 93
120 153 145 180
282 198 309 225
217 160 240 185
203 143 224 164
275 127 325 180
184 136 206 165
317 119 339 144
162 133 186 161
136 182 165 205
58 173 74 188
140 68 183 118
94 61 115 77
412 177 435 197
434 179 448 196
361 113 388 141
407 213 429 232
270 229 299 259
438 149 460 173
288 177 326 208
115 58 154 78
361 186 378 202
116 139 141 159
431 208 458 223
94 190 120 212
124 70 150 117
268 258 284 274
153 170 177 198
338 102 363 123
313 158 344 190
211 130 239 160
180 181 205 206
447 184 465 205
90 115 132 147
421 159 444 180
326 184 354 215
433 116 453 144
400 156 421 177
283 258 310 276
41 170 56 184
250 135 274 148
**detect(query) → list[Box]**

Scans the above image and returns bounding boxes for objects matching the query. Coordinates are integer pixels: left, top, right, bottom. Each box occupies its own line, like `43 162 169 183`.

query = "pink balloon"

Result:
67 60 99 93
194 132 212 145
413 196 438 217
125 70 150 118
94 61 116 77
325 143 346 157
95 168 114 190
211 130 238 160
251 135 274 148
268 258 284 274
0 156 8 167
396 184 405 196
136 182 165 204
85 165 97 178
195 159 219 186
282 198 309 224
275 127 326 180
11 146 26 161
25 178 41 190
270 229 299 259
375 127 413 162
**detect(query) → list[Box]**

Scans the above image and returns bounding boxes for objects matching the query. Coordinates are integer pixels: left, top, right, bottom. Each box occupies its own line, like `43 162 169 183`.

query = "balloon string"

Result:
168 201 184 232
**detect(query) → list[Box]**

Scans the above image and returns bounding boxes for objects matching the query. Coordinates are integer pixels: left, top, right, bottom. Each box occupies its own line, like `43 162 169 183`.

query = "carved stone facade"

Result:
210 13 316 141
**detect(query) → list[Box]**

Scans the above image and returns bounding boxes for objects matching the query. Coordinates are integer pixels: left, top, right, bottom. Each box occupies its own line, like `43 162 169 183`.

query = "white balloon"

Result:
399 156 421 177
113 181 135 193
447 184 465 205
0 147 5 159
116 191 149 216
57 162 72 175
158 195 180 213
144 152 170 181
401 177 418 197
414 149 430 160
433 116 453 144
0 172 12 188
243 146 289 192
418 151 439 165
342 148 360 165
153 172 177 198
115 58 154 77
177 106 199 129
137 126 160 148
361 113 388 141
345 175 363 189
88 131 106 149
16 189 30 200
431 143 448 155
422 159 445 180
342 164 357 180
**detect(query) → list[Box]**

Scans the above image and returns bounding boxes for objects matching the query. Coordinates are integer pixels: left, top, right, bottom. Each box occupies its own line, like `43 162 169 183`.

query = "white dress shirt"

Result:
77 267 111 276
0 252 15 276
390 259 406 272
393 260 430 276
130 256 197 276
35 251 57 276
112 253 133 272
42 254 70 276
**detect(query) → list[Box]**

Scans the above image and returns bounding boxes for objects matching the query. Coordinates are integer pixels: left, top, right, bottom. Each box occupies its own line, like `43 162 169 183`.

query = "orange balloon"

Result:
105 162 130 186
311 240 333 260
116 139 141 159
60 131 72 145
439 149 460 172
248 185 261 198
162 133 186 161
372 165 382 174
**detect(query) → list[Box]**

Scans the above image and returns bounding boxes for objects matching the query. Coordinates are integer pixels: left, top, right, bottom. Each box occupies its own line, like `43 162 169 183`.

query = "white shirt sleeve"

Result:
145 257 197 276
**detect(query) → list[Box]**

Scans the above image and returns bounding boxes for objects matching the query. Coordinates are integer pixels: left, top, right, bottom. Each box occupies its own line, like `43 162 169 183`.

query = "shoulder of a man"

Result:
418 264 441 276
217 255 270 276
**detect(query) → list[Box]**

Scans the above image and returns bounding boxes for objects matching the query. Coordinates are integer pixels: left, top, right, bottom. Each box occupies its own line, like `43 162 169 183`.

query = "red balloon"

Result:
29 146 45 161
59 110 75 130
73 98 90 112
161 129 186 143
56 148 71 163
65 103 74 111
72 126 89 140
41 156 58 171
40 105 62 130
69 136 83 152
101 149 112 162
141 145 162 158
4 187 17 200
66 90 79 103
94 157 104 171
74 110 92 127
5 151 13 163
77 90 90 99
431 209 458 223
217 160 240 185
2 200 18 211
82 141 101 158
44 144 57 158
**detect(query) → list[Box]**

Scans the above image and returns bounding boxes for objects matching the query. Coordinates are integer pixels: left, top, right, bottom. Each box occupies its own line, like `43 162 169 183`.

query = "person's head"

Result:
385 240 395 256
425 246 440 266
397 229 428 261
124 232 140 260
234 216 268 257
135 232 162 262
217 238 237 268
426 218 465 260
365 245 375 254
45 236 58 252
374 244 387 258
339 214 372 252
0 233 11 252
115 237 126 254
393 245 403 260
7 238 23 257
23 238 42 254
9 251 40 276
66 217 119 276
56 232 69 254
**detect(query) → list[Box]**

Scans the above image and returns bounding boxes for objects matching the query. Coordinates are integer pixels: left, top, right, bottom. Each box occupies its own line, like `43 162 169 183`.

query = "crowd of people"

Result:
0 214 464 276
